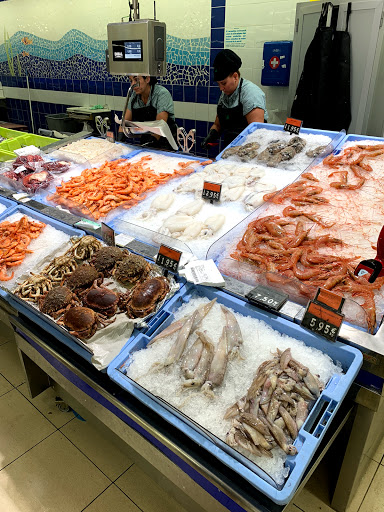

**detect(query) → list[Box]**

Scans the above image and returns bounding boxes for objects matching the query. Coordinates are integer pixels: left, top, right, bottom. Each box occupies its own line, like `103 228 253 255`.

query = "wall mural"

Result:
0 29 210 86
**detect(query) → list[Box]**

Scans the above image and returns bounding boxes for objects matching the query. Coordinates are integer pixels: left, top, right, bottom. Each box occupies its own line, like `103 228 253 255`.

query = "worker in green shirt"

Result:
118 76 177 149
202 49 268 150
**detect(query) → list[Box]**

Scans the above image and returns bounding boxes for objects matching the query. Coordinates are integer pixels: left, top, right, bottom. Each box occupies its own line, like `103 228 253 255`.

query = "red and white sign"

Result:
269 56 280 69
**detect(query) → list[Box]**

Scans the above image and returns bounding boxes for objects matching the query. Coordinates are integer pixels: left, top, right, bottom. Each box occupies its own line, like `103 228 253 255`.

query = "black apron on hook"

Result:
329 2 352 131
291 2 352 132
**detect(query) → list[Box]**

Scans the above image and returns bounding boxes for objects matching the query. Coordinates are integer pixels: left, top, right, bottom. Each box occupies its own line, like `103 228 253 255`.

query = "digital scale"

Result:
106 1 173 144
106 1 166 77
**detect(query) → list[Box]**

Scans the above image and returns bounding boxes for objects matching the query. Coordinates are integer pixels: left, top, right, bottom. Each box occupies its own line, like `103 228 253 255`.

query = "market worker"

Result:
202 49 268 149
118 75 177 149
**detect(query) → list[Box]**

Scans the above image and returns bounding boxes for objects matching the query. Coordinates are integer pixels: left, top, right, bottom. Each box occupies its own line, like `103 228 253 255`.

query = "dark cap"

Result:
213 49 242 81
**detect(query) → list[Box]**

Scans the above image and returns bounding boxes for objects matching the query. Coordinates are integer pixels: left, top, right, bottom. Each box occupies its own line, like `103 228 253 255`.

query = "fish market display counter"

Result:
2 269 384 512
1 129 384 511
7 307 353 512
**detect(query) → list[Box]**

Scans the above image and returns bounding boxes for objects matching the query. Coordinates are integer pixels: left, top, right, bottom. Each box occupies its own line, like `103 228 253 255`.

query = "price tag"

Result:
284 117 303 135
245 284 288 312
202 181 221 202
106 130 115 143
101 222 115 246
156 244 182 273
301 288 344 342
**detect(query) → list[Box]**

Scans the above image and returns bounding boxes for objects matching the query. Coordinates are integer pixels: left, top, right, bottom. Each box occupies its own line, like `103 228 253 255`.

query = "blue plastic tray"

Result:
107 283 362 505
216 122 345 161
333 133 384 154
0 196 17 215
0 205 93 361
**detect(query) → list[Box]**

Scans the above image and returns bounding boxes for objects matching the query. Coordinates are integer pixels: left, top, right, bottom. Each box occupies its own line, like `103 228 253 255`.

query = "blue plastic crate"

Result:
107 283 362 505
216 122 345 161
0 205 94 362
0 196 17 216
333 133 384 154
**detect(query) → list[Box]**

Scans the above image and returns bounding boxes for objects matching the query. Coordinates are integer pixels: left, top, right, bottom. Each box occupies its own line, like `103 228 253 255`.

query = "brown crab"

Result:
58 306 115 340
71 235 102 260
44 254 78 282
123 276 169 318
112 254 150 285
90 246 127 276
81 281 120 318
38 286 79 319
14 273 53 302
65 264 102 291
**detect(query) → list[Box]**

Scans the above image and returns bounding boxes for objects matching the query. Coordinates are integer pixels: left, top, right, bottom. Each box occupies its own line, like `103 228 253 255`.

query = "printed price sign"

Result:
301 288 344 342
101 222 115 246
284 117 303 135
156 244 181 273
202 181 222 202
246 284 288 312
106 130 115 143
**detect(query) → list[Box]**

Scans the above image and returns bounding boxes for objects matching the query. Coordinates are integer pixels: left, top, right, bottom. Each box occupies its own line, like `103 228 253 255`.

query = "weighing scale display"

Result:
112 40 143 61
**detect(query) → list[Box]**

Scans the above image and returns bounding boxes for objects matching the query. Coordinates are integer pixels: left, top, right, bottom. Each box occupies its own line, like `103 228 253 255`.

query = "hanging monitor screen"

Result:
112 40 143 61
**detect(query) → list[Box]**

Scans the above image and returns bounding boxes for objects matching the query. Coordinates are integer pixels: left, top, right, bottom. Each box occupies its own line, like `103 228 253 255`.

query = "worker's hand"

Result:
201 129 219 150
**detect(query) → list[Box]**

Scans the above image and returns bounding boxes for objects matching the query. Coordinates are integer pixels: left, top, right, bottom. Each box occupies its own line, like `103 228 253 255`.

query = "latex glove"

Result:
201 129 219 150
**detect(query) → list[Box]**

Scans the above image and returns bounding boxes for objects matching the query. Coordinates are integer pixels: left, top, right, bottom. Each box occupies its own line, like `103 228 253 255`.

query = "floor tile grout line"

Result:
357 462 382 512
14 384 72 430
0 368 24 389
111 462 135 484
79 482 114 512
58 428 120 484
0 429 57 473
0 385 17 399
112 481 146 512
291 504 306 512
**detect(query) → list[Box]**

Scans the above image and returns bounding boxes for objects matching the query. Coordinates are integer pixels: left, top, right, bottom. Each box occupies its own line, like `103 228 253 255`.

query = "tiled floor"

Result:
0 335 383 512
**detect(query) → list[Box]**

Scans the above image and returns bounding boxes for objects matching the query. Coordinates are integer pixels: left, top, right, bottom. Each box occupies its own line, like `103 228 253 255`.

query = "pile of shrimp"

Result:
0 215 46 281
230 143 384 333
47 156 205 221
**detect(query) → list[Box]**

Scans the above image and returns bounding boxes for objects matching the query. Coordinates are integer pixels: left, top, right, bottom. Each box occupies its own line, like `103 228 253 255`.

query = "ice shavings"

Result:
126 296 342 485
225 128 332 172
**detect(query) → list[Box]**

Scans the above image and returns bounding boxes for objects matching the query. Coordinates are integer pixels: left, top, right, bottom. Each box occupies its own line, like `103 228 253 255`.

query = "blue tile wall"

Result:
1 1 226 140
211 7 225 29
